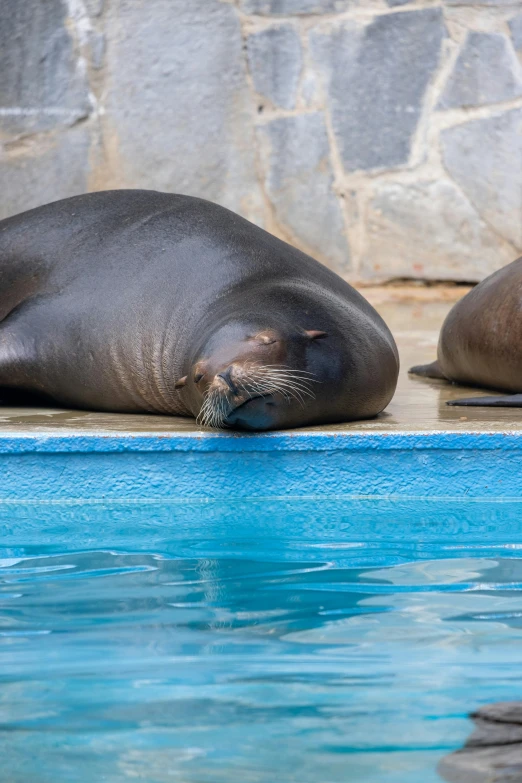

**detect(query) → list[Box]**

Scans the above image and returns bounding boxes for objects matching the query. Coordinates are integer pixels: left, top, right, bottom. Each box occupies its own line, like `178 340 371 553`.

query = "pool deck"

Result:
1 288 522 500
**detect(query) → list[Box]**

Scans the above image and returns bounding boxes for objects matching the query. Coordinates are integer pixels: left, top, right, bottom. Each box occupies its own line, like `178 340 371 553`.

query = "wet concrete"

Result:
1 292 521 434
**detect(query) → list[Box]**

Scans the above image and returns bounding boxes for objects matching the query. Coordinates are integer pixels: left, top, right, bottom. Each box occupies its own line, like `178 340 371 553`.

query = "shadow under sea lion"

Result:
438 702 522 782
0 190 399 431
410 257 522 408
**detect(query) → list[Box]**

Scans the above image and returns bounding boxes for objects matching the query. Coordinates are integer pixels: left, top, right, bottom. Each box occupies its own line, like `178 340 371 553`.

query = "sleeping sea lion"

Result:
410 257 522 407
0 190 399 430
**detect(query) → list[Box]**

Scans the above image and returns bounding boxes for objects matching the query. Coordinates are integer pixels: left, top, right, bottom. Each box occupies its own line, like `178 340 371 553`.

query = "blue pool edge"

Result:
0 428 521 452
0 428 520 500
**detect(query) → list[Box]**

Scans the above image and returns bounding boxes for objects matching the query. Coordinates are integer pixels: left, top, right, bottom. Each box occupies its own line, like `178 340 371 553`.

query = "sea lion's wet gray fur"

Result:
0 190 399 430
410 257 522 408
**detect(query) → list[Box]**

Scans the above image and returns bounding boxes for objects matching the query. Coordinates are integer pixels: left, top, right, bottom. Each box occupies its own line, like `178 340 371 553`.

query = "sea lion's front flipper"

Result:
408 360 447 379
447 394 522 407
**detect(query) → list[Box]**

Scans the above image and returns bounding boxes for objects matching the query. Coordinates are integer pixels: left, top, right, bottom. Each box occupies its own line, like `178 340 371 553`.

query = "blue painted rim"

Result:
0 429 520 452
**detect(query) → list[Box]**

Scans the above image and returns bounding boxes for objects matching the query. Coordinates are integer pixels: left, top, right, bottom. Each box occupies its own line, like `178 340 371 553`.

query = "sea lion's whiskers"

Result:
237 379 255 400
260 365 319 379
246 366 316 407
252 379 314 402
197 387 230 428
251 368 318 389
257 375 316 393
198 364 319 427
249 377 298 404
249 377 296 404
248 369 316 400
265 377 315 397
246 372 305 397
248 365 318 385
196 396 209 426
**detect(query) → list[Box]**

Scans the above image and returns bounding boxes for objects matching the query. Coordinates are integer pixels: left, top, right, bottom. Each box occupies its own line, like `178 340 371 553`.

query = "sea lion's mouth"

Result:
226 393 273 419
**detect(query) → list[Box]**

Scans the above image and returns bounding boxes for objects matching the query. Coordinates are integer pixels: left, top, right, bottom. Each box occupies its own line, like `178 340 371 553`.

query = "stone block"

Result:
0 0 90 136
310 9 446 171
104 0 264 226
441 109 522 249
88 31 106 70
301 70 320 107
363 179 514 282
444 0 519 5
257 113 350 273
438 32 522 110
247 25 302 110
240 0 351 15
509 14 522 51
84 0 105 16
0 126 91 220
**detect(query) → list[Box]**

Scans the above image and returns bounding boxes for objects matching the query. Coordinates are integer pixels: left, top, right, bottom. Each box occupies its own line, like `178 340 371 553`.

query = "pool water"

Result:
2 498 522 783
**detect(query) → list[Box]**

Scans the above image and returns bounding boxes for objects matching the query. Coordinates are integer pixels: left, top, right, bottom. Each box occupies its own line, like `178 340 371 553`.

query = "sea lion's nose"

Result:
217 365 239 394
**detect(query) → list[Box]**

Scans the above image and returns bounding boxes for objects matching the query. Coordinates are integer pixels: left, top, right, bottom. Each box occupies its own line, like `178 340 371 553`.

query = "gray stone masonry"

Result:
247 24 302 110
309 9 447 171
438 31 522 109
257 113 350 270
0 0 90 135
510 13 522 50
1 0 522 283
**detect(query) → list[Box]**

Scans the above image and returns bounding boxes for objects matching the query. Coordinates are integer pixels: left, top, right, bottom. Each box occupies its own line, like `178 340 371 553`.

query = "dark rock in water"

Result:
438 702 522 782
472 703 522 726
466 718 522 748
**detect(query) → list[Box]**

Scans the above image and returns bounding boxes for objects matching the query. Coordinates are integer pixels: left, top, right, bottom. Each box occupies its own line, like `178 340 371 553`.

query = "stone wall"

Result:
1 0 521 283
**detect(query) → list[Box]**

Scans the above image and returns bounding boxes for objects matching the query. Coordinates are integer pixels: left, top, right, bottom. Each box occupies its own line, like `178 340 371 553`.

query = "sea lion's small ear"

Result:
304 330 327 340
174 376 187 389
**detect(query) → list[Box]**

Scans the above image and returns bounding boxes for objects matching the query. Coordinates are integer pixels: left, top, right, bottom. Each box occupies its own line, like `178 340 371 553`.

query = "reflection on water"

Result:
1 498 522 783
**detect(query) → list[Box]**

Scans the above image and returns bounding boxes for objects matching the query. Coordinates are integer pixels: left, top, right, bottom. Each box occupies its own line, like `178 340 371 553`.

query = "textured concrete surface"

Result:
1 0 522 282
0 291 521 435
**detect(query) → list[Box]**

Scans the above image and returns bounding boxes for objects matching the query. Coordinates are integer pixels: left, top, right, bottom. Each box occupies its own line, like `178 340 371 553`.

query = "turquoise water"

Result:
2 498 522 782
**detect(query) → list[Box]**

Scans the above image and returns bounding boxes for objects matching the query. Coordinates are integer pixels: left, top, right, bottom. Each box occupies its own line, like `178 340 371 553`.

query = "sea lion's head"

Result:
174 319 339 431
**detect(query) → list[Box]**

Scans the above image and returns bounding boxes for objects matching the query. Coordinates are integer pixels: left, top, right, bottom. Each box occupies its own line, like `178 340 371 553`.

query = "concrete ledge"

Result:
0 428 520 500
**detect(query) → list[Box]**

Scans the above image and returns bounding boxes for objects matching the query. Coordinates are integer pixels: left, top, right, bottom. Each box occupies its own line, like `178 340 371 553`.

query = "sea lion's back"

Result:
439 256 522 392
